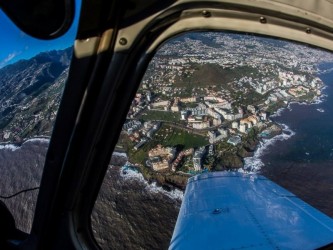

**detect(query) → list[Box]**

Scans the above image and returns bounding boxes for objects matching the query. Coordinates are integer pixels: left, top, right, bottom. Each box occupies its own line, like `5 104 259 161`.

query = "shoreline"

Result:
243 80 329 173
0 136 50 151
242 122 295 173
0 79 328 194
111 93 325 189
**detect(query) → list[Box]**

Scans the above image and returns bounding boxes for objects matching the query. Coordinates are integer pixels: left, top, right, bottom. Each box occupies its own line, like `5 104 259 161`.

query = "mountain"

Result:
0 48 72 142
0 47 181 250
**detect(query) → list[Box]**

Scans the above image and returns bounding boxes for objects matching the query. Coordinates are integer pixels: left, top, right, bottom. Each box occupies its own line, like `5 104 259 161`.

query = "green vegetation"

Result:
299 92 315 101
240 90 265 106
174 63 260 88
177 156 191 172
181 102 198 109
128 148 147 165
245 127 259 141
266 100 285 114
154 124 208 149
117 124 208 172
215 151 243 170
215 140 233 152
118 124 207 166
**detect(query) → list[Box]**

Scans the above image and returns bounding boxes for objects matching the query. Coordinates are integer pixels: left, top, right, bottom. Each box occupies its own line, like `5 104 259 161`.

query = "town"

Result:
116 32 331 184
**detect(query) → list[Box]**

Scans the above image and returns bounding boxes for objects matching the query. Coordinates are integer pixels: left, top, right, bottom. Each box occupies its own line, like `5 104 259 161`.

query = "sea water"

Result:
249 63 333 217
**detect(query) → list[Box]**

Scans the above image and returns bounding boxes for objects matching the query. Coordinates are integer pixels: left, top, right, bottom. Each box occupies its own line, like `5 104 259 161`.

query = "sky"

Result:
0 1 81 68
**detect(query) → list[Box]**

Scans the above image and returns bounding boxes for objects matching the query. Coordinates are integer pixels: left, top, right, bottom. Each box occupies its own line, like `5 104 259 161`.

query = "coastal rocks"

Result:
243 138 259 153
165 174 188 189
215 152 243 170
110 153 128 166
138 166 188 190
237 147 253 158
259 124 282 139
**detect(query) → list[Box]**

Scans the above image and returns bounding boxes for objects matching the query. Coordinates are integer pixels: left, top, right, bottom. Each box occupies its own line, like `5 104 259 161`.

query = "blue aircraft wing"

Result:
170 171 333 250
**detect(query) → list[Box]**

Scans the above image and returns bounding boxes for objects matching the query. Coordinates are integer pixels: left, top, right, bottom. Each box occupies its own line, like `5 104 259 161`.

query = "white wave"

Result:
270 107 286 118
112 151 128 158
0 144 20 151
120 166 184 200
271 97 326 117
312 95 327 104
317 108 325 113
243 123 295 173
0 137 50 152
314 92 327 104
23 138 50 144
146 182 184 201
312 85 327 104
120 165 145 181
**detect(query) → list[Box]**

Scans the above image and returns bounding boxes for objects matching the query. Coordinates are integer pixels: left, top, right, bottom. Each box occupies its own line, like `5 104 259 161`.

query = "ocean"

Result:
244 63 333 218
0 139 182 249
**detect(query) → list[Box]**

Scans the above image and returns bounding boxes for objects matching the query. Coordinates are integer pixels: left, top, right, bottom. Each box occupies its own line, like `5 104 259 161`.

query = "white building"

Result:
193 147 206 171
193 121 210 129
227 136 241 146
208 129 228 143
247 105 256 114
212 118 222 126
239 124 247 133
152 100 170 107
232 121 238 129
181 111 188 120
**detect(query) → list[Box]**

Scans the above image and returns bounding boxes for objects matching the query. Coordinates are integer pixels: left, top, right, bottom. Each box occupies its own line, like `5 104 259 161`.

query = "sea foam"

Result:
242 123 295 173
23 138 50 144
119 166 184 201
112 151 128 158
270 107 285 118
0 137 50 152
0 144 20 151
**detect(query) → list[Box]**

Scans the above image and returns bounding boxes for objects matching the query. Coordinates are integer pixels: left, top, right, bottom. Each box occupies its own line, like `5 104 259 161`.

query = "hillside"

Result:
0 48 72 142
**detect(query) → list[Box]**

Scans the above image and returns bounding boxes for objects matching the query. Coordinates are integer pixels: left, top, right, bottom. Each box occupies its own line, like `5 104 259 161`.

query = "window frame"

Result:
20 0 333 249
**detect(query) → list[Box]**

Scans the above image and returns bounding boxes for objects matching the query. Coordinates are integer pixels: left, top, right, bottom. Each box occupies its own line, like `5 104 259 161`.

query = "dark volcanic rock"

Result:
237 147 253 158
243 138 259 152
215 152 243 170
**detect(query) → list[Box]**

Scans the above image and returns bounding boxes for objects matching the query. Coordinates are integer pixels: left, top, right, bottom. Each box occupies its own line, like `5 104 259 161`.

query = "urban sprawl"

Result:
117 32 333 180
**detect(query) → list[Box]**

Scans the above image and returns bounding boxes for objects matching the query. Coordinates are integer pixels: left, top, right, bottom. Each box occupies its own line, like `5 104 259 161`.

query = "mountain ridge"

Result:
0 47 72 142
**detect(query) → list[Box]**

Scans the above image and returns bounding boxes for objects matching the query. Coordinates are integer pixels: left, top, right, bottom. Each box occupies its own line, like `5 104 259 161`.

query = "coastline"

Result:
118 164 184 200
111 151 187 195
0 136 50 151
242 123 295 173
242 69 331 174
0 73 329 195
243 102 323 173
115 90 323 190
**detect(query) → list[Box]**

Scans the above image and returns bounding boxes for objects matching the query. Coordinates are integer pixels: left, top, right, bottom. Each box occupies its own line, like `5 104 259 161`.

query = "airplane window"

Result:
92 31 333 249
0 5 79 233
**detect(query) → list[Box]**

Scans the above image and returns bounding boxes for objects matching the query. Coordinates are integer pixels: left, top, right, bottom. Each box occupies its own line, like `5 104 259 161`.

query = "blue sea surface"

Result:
261 64 333 217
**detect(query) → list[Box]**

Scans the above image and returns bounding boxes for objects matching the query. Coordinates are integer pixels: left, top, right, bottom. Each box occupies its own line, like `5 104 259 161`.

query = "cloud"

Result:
0 51 21 68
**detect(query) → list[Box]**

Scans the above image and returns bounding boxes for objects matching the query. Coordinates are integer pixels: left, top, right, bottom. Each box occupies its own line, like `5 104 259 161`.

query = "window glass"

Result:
92 31 333 249
0 3 80 233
